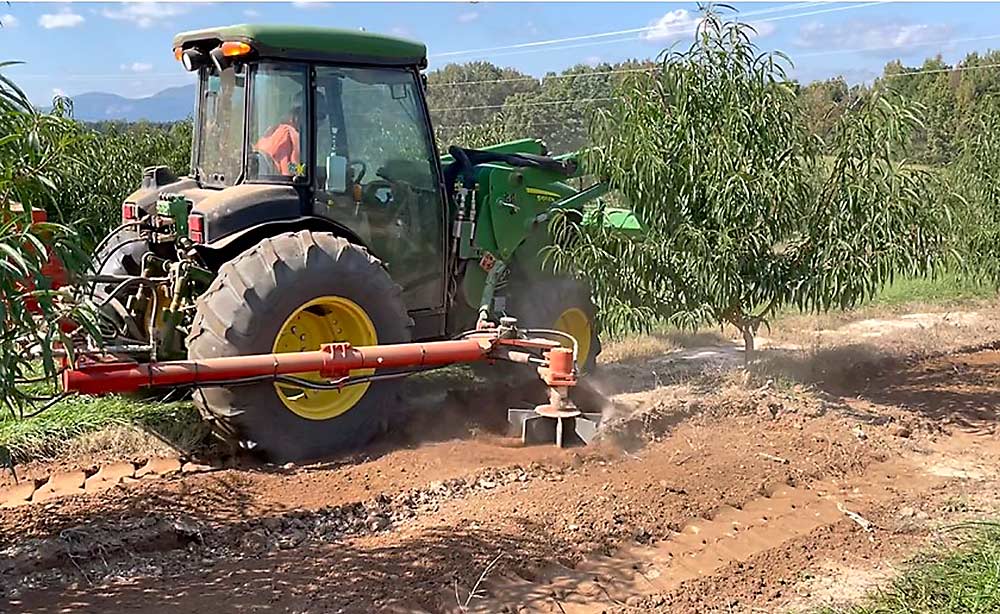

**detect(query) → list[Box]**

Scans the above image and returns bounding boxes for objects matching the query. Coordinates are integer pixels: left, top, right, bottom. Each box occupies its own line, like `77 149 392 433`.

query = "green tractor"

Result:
88 24 620 462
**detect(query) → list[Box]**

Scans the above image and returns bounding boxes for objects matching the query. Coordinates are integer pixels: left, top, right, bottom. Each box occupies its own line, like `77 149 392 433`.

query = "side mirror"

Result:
325 154 348 193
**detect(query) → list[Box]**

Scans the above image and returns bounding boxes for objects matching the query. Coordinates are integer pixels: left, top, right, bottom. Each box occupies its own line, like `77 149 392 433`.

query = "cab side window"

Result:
313 66 444 311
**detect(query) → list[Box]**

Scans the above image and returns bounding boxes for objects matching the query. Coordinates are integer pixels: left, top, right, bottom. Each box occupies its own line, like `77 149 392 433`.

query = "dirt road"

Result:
3 316 1000 613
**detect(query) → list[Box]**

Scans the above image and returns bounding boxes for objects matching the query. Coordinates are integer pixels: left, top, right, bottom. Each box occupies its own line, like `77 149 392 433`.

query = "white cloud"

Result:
457 11 479 24
39 11 85 29
390 26 410 38
584 56 602 67
52 88 65 97
121 62 154 73
794 20 953 55
291 1 331 8
243 9 260 17
641 9 698 43
642 9 776 44
1 14 18 28
752 22 777 38
102 3 188 29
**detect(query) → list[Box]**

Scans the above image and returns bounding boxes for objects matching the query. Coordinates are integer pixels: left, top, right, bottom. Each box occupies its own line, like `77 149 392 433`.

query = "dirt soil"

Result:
3 309 1000 613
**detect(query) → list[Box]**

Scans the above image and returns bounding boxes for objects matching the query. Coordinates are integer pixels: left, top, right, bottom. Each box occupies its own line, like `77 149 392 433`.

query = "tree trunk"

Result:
741 325 755 367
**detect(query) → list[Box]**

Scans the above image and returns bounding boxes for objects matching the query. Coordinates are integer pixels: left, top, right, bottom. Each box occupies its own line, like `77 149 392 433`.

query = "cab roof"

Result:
173 24 427 68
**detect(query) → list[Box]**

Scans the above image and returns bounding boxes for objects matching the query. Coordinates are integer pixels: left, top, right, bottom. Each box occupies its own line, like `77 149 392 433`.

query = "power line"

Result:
427 28 1000 92
885 61 1000 78
430 2 828 59
430 1 888 61
430 60 1000 114
430 2 887 63
430 97 616 113
430 66 656 89
438 118 587 128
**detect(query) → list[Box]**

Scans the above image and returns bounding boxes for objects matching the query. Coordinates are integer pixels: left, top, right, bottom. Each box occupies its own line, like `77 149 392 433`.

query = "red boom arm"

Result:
62 334 573 395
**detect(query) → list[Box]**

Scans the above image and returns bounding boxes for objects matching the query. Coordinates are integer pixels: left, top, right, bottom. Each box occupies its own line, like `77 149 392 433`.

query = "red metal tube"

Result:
63 337 495 395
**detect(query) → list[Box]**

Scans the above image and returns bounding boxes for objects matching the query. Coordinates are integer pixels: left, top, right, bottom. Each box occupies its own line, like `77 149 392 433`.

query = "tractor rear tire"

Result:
186 230 412 462
507 276 602 374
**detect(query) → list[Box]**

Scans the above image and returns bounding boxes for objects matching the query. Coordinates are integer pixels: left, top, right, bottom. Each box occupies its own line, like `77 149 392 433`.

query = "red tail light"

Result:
122 203 139 222
188 213 205 243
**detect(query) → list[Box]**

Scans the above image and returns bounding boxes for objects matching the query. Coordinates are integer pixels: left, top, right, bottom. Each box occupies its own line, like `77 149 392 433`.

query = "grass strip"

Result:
0 396 204 464
818 521 1000 614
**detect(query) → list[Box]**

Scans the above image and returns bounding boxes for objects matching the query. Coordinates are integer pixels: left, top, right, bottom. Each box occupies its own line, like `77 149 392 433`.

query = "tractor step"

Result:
507 407 602 448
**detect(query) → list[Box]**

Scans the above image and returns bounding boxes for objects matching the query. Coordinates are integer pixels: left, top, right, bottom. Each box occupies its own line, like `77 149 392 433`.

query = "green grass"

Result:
0 395 204 464
816 521 1000 614
869 273 996 308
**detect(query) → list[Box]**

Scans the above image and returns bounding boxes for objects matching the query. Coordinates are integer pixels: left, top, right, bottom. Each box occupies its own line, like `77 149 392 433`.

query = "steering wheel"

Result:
362 179 396 208
362 178 416 232
249 150 280 176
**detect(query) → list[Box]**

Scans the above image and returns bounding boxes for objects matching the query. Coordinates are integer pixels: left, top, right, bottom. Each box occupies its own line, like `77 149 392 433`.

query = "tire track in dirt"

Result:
0 456 218 508
0 458 599 581
464 457 921 614
5 401 981 614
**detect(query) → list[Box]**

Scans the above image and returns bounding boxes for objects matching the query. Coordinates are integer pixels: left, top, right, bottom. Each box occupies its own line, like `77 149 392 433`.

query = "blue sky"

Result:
2 1 1000 104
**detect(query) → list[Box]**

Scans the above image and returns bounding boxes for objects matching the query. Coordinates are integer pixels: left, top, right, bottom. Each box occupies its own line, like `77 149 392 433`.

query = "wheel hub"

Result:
554 307 592 369
272 296 377 420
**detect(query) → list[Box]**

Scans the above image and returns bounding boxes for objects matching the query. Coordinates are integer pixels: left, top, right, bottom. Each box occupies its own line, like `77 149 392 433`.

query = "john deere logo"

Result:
526 187 560 204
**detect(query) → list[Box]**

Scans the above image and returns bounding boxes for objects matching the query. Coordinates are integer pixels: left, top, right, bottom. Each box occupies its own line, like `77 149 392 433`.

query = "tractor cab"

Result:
172 25 445 312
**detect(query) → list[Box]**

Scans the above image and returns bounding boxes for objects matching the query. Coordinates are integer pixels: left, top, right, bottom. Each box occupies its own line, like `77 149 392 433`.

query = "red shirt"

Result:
255 123 300 175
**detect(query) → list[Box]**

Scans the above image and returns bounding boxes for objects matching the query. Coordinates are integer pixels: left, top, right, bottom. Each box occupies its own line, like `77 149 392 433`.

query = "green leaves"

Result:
549 6 949 360
0 61 189 419
0 62 109 417
948 95 1000 288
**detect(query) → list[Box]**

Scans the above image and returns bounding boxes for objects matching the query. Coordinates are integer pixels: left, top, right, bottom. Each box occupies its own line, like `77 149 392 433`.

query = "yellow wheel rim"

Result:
554 307 592 370
272 296 377 420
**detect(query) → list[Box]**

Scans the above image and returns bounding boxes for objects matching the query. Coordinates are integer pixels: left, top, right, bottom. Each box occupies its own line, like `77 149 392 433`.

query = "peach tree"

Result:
546 9 950 362
0 63 95 418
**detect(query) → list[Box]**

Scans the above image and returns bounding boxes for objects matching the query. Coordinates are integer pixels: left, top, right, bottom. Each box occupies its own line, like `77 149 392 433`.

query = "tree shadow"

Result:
756 341 1000 433
7 517 587 614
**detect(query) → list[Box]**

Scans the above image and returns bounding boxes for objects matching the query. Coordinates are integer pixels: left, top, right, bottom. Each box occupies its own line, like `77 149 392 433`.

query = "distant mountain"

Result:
69 84 196 123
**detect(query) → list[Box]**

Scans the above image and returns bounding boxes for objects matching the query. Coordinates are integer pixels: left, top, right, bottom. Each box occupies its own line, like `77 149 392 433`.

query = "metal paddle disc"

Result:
508 404 602 448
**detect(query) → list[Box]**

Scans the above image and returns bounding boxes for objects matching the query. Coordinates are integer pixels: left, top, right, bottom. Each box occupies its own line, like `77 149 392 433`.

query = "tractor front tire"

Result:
187 231 411 462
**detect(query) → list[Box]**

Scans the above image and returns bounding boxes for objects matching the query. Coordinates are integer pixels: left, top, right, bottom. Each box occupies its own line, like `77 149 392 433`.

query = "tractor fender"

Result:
191 184 305 244
196 216 367 271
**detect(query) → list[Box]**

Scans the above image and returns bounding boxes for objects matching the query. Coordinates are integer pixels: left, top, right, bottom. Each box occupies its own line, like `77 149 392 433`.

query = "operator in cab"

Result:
255 92 304 176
